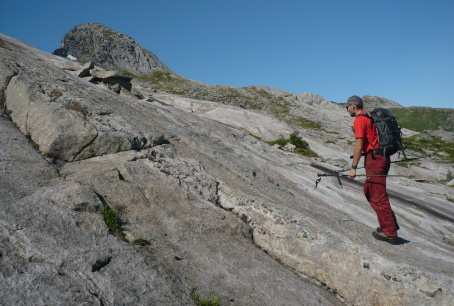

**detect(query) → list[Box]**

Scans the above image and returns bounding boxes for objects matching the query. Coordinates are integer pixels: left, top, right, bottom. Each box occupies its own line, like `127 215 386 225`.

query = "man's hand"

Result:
347 168 356 178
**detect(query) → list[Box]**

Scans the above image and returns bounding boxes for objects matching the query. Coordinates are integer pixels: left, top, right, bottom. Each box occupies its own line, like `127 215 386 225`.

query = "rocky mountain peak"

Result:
362 95 402 109
53 23 169 75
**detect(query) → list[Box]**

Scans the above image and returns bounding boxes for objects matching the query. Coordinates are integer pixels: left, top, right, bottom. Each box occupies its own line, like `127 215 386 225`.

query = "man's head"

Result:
346 95 363 117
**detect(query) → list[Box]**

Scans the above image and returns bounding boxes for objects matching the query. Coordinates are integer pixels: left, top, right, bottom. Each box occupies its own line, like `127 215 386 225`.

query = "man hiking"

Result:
345 95 400 244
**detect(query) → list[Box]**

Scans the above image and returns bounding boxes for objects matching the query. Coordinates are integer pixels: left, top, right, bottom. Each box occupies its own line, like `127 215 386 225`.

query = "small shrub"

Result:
191 289 221 306
267 137 289 147
267 132 318 157
288 132 307 148
101 205 124 238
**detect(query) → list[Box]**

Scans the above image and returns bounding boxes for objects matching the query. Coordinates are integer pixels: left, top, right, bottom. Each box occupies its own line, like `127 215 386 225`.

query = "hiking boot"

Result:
372 230 400 245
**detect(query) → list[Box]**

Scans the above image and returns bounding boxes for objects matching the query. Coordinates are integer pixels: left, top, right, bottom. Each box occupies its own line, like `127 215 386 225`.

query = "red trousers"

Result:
363 152 399 237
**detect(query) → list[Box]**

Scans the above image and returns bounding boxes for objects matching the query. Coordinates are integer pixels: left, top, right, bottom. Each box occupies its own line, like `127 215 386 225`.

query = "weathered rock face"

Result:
1 32 454 306
1 33 341 306
53 23 169 74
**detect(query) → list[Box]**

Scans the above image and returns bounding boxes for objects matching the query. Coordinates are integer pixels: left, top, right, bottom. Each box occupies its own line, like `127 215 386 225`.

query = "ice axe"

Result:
315 172 343 189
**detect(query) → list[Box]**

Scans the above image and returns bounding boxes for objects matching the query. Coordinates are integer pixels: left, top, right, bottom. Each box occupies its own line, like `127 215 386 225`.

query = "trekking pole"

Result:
339 156 426 173
314 173 420 189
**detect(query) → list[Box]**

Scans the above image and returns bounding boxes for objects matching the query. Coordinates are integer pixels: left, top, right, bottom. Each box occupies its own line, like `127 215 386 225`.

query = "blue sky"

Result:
1 0 453 107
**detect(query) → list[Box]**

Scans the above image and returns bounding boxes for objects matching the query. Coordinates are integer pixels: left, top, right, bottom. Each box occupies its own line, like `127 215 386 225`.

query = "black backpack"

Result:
365 108 406 157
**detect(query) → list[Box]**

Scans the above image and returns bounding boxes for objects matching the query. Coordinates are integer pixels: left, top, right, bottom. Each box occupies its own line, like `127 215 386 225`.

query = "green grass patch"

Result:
246 86 275 100
269 103 321 130
391 107 454 132
267 132 318 157
270 103 290 119
101 205 125 238
127 71 268 109
290 116 321 129
190 289 221 306
123 71 320 131
403 135 454 162
141 69 174 83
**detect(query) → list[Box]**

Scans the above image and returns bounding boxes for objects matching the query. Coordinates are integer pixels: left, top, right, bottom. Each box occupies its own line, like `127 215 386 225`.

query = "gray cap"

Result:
346 95 363 108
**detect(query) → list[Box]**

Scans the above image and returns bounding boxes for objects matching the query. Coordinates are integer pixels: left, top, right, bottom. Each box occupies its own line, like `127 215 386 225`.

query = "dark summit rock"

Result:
53 23 170 75
53 47 67 57
362 95 402 109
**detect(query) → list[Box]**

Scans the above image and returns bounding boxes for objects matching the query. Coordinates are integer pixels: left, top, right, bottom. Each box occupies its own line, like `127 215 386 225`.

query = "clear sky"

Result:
1 0 453 107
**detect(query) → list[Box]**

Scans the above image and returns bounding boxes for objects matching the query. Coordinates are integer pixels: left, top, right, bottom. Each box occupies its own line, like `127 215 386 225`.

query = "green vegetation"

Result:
290 116 322 129
391 107 454 132
403 135 454 162
269 103 321 129
122 71 323 130
267 132 318 157
190 289 221 306
101 205 125 238
127 70 194 96
270 102 290 119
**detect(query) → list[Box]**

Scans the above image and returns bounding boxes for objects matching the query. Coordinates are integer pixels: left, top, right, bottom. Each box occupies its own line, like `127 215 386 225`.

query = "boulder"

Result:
89 67 132 92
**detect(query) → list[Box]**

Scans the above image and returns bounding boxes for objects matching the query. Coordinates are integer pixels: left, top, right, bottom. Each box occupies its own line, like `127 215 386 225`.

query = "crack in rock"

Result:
72 131 99 161
91 256 112 272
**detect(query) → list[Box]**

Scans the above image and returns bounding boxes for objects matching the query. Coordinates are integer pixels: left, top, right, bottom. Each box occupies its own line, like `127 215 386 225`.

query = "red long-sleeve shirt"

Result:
353 112 379 154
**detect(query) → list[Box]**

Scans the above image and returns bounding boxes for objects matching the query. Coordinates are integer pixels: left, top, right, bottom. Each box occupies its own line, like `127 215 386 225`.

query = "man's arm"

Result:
352 138 363 168
348 138 363 177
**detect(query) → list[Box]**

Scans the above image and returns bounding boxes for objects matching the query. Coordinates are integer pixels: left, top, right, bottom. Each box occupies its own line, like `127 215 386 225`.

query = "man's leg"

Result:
365 154 399 238
364 179 386 231
369 178 398 237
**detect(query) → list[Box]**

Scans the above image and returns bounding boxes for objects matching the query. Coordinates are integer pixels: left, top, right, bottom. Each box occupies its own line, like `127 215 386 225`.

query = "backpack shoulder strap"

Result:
356 111 371 117
356 112 372 120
